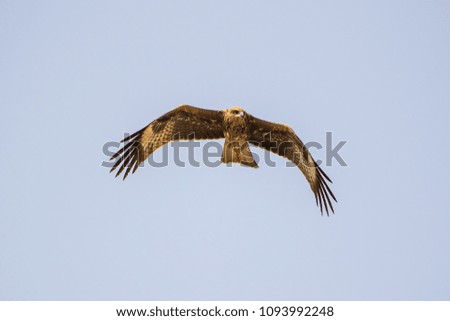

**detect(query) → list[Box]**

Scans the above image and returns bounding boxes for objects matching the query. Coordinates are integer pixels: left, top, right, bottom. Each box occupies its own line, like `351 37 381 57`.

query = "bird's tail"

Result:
221 140 258 168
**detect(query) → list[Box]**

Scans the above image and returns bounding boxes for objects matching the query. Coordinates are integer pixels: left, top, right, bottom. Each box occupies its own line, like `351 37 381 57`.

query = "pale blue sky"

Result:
1 0 449 300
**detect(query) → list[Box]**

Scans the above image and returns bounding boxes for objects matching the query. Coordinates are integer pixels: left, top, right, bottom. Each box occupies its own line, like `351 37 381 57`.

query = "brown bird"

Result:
110 105 337 215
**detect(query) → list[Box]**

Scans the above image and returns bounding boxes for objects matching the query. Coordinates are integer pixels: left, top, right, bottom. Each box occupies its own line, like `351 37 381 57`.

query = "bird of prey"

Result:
110 105 337 215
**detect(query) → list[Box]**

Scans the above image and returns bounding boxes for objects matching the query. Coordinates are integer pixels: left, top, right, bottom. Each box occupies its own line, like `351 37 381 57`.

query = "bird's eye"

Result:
232 110 239 114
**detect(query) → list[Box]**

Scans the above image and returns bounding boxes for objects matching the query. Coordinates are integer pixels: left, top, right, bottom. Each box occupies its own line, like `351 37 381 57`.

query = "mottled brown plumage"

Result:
110 105 337 215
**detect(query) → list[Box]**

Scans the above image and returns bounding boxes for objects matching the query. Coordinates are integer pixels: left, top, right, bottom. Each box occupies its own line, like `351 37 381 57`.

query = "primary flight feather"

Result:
110 105 337 215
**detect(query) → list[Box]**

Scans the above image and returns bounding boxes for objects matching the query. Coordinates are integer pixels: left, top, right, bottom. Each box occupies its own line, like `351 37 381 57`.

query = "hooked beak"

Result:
238 111 244 117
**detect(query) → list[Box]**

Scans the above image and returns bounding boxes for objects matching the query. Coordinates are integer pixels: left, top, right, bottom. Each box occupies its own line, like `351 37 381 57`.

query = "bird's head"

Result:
225 106 246 118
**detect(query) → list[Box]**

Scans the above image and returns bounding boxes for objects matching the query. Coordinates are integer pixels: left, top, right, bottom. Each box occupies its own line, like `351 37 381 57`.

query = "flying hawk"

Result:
110 105 337 215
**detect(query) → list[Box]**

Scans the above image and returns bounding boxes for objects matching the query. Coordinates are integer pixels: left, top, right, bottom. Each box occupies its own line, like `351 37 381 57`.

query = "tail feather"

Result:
221 140 258 168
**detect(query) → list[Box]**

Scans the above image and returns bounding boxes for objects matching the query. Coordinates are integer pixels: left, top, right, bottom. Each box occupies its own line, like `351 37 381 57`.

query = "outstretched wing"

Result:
247 115 337 215
110 105 224 179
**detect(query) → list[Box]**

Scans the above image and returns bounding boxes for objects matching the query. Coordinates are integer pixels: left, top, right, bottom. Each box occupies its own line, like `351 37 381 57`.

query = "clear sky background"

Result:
1 0 449 300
